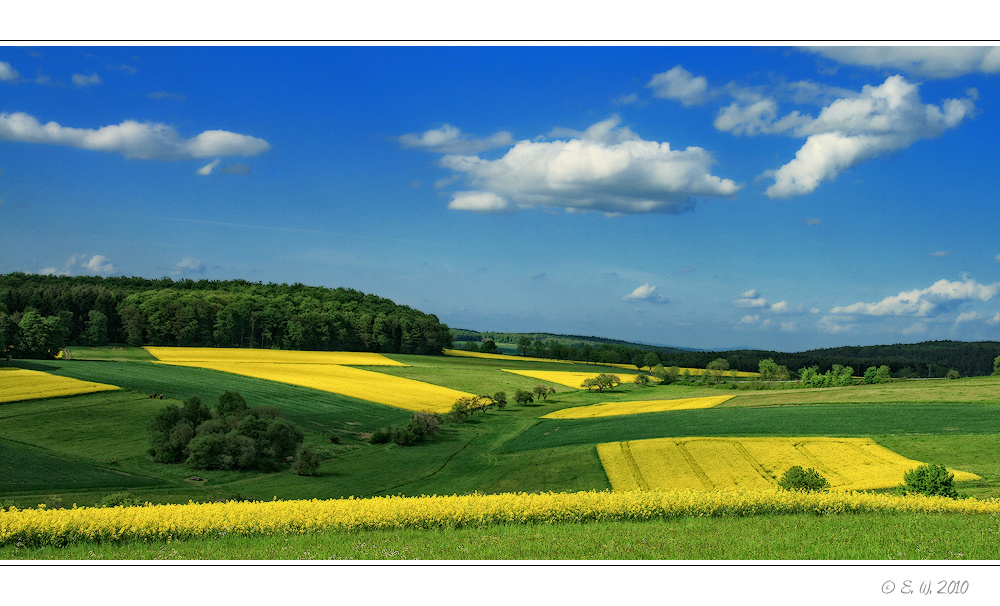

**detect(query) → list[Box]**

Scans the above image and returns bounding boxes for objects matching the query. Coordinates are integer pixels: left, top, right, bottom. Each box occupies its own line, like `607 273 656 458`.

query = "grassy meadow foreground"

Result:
3 346 1000 559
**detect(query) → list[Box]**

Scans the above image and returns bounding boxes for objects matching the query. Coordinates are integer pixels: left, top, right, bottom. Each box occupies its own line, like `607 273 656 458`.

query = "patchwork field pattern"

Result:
147 348 471 413
0 369 120 403
597 437 981 492
542 396 734 419
145 347 407 366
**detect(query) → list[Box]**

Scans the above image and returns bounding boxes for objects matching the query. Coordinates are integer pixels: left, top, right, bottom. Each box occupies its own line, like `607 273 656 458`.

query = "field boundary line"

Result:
675 440 715 490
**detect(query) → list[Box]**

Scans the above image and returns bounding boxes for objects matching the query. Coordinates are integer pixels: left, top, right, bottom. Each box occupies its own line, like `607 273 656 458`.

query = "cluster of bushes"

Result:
777 463 959 499
369 411 443 446
148 391 305 472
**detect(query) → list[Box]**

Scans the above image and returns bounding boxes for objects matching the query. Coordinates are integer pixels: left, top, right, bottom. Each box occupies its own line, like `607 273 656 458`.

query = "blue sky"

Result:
2 45 999 352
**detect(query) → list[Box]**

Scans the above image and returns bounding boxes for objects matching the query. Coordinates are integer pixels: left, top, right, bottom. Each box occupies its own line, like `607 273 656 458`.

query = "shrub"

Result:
293 445 321 476
101 492 140 508
900 463 958 498
369 427 392 444
946 369 961 380
778 466 830 492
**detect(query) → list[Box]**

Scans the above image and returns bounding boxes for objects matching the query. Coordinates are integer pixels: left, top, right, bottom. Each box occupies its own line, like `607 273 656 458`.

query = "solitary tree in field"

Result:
517 336 532 356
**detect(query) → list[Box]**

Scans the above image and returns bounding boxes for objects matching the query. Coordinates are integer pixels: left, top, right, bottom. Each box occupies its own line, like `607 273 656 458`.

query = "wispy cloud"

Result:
72 73 101 87
0 61 19 82
398 124 512 154
172 256 206 276
734 289 768 308
196 159 221 175
148 91 186 102
805 46 1000 79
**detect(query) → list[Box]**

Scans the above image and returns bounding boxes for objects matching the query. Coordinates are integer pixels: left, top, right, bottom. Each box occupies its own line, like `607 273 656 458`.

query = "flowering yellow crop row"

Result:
0 368 119 404
145 347 407 366
542 395 734 419
597 437 981 492
4 489 1000 547
500 369 647 388
153 360 470 413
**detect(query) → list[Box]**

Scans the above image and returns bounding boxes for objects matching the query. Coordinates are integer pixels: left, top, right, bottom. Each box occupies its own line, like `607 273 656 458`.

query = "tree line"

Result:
0 273 452 358
457 329 1000 378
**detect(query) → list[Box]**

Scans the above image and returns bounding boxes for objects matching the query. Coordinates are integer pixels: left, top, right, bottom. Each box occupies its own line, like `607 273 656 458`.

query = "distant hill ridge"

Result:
453 329 1000 378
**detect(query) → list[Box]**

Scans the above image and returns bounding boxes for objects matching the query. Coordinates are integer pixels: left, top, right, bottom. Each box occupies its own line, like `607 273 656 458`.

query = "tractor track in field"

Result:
372 429 482 496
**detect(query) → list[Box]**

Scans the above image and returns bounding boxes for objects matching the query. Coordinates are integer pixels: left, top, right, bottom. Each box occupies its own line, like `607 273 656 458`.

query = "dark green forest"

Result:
454 329 1000 378
0 273 452 358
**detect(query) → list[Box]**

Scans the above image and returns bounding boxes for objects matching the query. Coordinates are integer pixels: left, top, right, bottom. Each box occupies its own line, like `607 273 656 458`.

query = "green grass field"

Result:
4 347 1000 559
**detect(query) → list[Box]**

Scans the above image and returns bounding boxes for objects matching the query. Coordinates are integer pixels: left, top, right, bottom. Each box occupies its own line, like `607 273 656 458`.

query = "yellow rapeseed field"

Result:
597 437 981 492
152 360 470 413
542 395 734 419
145 347 468 412
500 369 647 388
145 347 407 366
0 368 119 403
4 489 1000 547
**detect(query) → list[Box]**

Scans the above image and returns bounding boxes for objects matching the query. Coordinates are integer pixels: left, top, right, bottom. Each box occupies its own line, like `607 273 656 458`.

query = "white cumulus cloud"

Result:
0 111 270 160
646 65 708 106
622 283 670 304
438 115 739 215
40 254 118 276
829 278 1000 317
760 75 974 197
805 46 1000 79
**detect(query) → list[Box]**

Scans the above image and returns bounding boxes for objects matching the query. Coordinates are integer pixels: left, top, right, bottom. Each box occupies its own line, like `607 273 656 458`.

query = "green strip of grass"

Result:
503 403 1000 452
0 441 163 493
64 347 157 362
4 512 997 560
